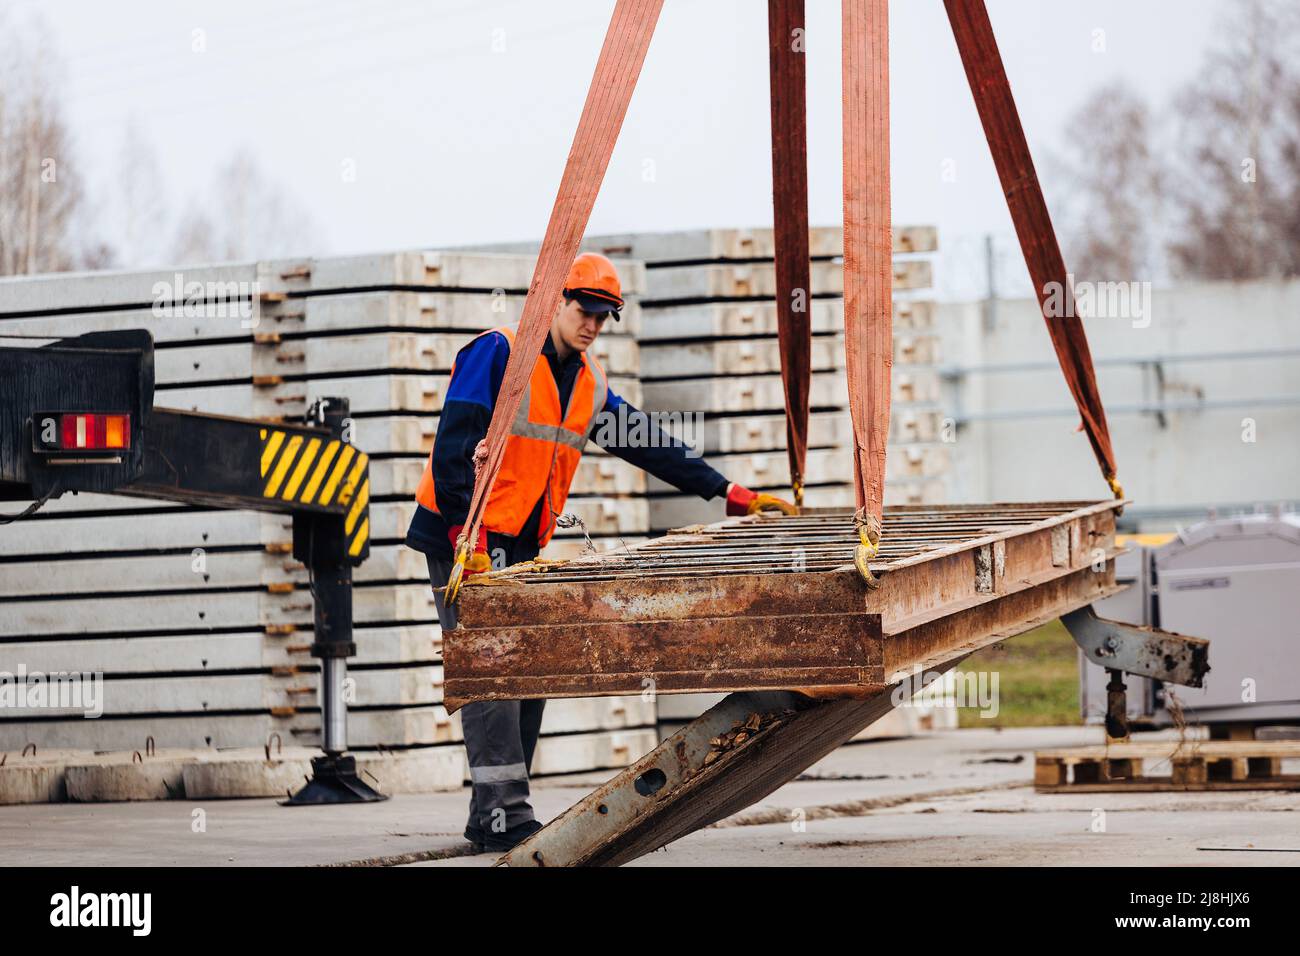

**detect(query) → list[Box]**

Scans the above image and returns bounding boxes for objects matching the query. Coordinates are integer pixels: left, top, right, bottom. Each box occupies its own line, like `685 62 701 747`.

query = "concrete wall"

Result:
936 279 1300 525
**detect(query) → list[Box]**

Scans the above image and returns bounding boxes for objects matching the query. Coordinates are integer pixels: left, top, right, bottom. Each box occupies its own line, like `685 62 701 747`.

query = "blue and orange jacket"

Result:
405 326 729 566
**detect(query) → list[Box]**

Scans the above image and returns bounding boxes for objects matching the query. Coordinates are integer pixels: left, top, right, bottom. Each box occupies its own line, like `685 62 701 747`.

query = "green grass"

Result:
955 620 1082 728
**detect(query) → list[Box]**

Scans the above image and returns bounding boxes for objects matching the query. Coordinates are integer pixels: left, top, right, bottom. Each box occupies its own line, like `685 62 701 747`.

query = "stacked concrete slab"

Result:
0 251 657 789
1 231 951 791
578 226 947 532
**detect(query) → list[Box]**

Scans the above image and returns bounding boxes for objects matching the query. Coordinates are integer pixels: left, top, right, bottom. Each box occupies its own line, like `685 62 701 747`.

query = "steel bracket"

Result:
1063 604 1209 688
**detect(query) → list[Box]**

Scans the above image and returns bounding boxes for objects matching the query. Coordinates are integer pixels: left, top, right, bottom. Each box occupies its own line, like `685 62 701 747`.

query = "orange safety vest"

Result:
415 325 608 547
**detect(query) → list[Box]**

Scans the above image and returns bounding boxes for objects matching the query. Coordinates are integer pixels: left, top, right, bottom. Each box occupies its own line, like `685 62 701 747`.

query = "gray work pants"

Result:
427 555 546 836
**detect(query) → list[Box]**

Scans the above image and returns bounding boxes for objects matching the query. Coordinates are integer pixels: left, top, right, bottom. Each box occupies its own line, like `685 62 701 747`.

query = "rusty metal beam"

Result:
445 590 882 705
447 501 1124 711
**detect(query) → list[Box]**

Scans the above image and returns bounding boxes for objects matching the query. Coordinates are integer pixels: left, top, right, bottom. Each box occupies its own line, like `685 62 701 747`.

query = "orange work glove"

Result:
725 483 797 517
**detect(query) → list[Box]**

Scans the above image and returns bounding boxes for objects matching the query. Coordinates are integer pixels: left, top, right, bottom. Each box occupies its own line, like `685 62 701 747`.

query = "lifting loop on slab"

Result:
792 476 804 510
853 509 882 589
1107 474 1124 516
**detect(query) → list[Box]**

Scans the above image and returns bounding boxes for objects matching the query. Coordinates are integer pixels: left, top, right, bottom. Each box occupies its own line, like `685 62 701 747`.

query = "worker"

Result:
405 252 796 853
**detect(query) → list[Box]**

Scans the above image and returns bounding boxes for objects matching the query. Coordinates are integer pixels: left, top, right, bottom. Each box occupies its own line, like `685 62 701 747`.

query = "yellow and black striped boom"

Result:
120 404 370 564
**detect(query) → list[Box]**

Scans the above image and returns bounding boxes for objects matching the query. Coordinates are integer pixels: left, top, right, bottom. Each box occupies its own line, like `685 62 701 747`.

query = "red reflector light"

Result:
55 413 131 450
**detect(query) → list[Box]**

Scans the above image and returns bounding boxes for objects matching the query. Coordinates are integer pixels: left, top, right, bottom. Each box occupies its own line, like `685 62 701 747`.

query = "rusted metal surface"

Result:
448 501 1125 711
466 501 1119 582
501 688 827 867
444 603 883 705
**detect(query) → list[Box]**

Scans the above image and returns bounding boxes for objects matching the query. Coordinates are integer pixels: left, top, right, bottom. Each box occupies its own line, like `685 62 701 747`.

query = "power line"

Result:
54 0 363 69
60 0 494 109
69 7 596 136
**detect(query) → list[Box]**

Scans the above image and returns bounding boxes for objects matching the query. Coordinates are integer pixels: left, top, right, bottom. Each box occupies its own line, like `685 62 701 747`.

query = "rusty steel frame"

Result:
501 544 1124 866
447 500 1126 713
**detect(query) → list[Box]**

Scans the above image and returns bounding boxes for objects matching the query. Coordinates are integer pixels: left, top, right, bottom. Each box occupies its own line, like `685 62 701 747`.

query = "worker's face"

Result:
553 297 609 353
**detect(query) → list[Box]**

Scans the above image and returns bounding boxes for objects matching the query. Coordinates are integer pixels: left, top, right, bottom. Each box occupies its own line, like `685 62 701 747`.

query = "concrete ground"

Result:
4 725 1298 867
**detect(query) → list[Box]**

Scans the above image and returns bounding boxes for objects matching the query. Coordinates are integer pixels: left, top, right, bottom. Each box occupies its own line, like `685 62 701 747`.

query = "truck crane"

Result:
1 329 381 805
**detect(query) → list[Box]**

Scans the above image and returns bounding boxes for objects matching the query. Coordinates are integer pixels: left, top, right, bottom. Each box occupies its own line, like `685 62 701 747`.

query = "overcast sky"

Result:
16 0 1219 297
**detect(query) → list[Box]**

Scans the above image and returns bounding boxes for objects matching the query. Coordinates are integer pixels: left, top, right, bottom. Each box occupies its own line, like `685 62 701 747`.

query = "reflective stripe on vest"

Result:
510 351 608 450
415 325 608 545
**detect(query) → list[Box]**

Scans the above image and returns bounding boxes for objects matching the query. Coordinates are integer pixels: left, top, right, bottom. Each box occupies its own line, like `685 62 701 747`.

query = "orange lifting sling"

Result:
445 0 1121 603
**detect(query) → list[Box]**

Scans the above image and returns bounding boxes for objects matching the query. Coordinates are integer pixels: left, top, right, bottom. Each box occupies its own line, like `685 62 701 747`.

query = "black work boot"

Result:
464 823 486 852
483 819 543 853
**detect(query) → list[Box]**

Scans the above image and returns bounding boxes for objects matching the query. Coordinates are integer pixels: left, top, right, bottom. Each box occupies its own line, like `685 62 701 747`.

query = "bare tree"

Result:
1166 0 1300 279
171 151 321 264
1053 0 1300 283
1051 81 1164 282
0 15 98 276
100 119 172 270
0 11 320 274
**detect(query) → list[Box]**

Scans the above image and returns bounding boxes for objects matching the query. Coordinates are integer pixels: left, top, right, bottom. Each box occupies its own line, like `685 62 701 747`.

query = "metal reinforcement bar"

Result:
449 501 1125 711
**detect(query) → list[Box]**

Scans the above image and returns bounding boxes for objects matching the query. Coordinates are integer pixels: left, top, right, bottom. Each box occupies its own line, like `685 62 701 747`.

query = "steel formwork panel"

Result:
447 500 1124 711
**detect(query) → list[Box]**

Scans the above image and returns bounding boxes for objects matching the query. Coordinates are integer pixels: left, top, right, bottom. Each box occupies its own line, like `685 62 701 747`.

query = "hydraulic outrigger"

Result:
0 329 382 804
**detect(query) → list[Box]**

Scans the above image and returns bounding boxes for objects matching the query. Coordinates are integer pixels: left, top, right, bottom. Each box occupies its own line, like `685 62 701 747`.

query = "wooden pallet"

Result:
1035 740 1300 792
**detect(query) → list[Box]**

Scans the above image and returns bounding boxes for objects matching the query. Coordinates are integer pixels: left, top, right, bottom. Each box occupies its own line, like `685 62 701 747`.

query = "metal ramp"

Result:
500 678 950 867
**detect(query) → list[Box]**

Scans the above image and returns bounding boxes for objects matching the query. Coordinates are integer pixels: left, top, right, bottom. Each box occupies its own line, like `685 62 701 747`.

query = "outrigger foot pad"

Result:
282 754 388 805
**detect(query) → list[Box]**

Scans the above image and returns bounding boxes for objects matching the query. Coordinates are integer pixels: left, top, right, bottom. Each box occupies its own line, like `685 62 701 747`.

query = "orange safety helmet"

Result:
563 252 624 318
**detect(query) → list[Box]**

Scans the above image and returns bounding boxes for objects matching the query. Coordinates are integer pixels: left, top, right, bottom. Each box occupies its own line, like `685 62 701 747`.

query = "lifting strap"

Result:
446 0 665 603
842 0 891 585
767 0 812 508
944 0 1121 497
